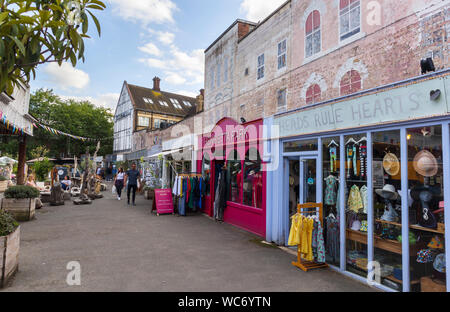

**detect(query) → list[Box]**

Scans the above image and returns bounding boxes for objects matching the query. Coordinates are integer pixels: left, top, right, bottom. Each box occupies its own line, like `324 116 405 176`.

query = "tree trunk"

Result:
16 136 27 185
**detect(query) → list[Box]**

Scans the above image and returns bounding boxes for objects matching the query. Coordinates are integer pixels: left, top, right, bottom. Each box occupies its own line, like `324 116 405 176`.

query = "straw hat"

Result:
383 153 400 176
413 150 438 177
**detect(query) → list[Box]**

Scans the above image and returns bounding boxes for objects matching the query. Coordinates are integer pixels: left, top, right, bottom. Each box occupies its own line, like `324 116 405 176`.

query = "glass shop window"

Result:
227 150 242 204
407 126 446 292
202 153 211 196
243 148 263 208
284 139 318 153
372 130 403 291
344 133 368 278
323 137 341 266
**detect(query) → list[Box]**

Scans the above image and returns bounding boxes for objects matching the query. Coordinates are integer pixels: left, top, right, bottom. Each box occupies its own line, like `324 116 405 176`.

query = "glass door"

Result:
300 157 319 204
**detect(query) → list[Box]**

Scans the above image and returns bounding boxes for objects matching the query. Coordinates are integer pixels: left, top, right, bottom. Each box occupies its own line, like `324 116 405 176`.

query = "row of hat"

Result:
383 149 438 177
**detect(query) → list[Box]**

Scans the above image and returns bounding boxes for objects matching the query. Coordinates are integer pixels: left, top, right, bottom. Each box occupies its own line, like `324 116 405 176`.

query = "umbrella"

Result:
26 157 57 164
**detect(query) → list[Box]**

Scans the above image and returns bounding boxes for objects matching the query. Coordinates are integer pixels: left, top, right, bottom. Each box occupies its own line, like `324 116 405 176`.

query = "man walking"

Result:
124 163 141 206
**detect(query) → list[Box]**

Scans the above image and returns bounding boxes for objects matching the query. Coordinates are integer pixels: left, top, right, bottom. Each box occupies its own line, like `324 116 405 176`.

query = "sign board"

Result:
152 189 174 215
274 76 450 139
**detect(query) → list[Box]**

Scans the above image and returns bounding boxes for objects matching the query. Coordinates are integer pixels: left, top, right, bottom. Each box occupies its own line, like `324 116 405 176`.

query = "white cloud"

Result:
42 62 90 90
175 90 198 98
138 42 162 56
139 46 205 86
60 93 120 111
240 0 286 22
109 0 178 25
156 31 175 45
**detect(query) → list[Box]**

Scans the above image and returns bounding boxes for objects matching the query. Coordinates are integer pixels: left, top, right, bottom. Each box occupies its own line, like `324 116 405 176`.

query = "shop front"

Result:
266 70 450 292
198 118 266 237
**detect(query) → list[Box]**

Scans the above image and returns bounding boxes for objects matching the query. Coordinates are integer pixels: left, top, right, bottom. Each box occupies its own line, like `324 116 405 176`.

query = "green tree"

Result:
32 157 53 181
0 0 106 94
28 89 114 158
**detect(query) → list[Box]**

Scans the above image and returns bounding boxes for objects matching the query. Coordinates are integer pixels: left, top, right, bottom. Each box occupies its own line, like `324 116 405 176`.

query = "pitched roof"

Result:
127 83 198 118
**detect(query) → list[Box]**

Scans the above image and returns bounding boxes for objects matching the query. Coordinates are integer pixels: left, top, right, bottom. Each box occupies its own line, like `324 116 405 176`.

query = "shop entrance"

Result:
287 155 320 243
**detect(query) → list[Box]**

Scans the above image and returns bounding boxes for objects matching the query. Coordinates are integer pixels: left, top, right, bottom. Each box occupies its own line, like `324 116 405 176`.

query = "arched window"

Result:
340 70 361 96
202 153 211 196
243 148 263 208
306 84 321 105
227 150 242 204
305 10 321 58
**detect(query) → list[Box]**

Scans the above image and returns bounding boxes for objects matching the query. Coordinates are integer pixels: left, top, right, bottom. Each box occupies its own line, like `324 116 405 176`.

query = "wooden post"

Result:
17 135 27 185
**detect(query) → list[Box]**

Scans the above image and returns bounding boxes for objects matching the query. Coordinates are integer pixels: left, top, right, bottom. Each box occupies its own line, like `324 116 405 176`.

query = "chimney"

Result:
200 89 205 98
196 89 205 113
152 77 161 91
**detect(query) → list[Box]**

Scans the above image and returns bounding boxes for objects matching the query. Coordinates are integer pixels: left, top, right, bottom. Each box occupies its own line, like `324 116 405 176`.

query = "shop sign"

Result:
152 189 174 215
203 126 259 148
274 76 450 138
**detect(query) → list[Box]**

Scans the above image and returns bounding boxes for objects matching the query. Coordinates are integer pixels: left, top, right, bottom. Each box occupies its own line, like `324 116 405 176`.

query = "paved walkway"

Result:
2 188 374 292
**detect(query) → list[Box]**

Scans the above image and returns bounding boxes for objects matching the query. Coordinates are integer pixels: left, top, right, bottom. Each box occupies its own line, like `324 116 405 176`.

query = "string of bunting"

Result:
33 122 114 142
0 110 29 135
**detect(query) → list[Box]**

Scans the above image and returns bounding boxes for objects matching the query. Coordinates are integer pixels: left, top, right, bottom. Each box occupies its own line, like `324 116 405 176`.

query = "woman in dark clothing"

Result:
114 167 125 200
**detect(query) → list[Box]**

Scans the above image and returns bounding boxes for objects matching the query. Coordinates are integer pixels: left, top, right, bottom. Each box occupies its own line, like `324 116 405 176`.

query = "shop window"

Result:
243 148 263 208
344 133 368 278
323 137 341 266
278 39 287 69
284 139 318 153
257 54 265 80
227 150 242 204
340 70 361 96
373 130 402 291
407 126 446 292
305 10 321 58
340 0 360 41
306 84 321 105
202 153 211 196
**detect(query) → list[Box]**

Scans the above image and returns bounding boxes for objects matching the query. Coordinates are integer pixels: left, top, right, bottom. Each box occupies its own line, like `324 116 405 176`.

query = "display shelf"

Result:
385 275 420 286
346 229 402 254
376 220 446 235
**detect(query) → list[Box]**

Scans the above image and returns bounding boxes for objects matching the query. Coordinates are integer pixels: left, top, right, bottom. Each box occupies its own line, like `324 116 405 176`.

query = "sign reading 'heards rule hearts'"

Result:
153 189 174 215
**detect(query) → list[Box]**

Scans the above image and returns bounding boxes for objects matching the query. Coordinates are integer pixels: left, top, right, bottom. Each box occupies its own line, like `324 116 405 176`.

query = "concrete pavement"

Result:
2 188 374 292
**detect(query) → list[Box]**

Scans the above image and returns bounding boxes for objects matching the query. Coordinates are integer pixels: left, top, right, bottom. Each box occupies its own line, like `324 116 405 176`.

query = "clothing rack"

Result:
292 203 329 272
178 173 202 178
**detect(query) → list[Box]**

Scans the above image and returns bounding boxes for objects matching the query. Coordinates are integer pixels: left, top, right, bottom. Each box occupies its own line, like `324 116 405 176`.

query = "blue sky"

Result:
30 0 286 110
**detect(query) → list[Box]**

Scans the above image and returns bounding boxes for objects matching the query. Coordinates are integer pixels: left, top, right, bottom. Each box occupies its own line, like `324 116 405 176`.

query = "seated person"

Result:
26 175 43 209
61 176 72 191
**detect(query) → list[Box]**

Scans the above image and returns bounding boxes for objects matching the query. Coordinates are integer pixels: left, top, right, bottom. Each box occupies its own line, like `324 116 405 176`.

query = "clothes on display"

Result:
348 185 364 213
172 174 205 216
325 215 340 263
214 169 228 221
288 213 326 263
324 176 338 206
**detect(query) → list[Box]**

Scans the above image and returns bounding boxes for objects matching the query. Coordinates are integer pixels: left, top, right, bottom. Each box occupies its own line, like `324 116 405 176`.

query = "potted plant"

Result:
0 176 8 193
143 186 154 200
1 186 40 221
0 210 20 288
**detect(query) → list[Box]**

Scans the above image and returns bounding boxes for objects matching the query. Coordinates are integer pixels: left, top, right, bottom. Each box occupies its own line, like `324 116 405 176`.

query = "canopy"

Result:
26 157 57 163
0 156 18 166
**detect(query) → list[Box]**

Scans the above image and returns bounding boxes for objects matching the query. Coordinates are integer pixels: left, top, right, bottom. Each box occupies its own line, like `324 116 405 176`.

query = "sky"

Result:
30 0 287 111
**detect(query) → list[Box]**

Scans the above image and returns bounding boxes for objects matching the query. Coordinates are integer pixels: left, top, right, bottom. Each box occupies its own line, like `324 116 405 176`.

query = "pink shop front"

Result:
197 118 266 237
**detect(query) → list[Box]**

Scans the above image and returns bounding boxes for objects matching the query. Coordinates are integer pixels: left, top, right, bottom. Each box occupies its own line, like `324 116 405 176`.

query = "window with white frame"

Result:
138 116 150 127
169 98 183 109
278 40 287 69
305 10 321 58
277 88 287 108
143 97 154 104
183 100 192 107
340 0 360 41
257 54 264 80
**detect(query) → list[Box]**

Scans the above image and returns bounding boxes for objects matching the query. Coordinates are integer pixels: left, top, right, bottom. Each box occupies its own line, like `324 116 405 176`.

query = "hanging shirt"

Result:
172 176 179 195
348 185 363 212
324 177 338 206
359 185 369 214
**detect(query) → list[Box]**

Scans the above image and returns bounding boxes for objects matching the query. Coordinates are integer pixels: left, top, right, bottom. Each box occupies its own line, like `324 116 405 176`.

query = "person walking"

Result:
114 167 125 201
124 163 141 206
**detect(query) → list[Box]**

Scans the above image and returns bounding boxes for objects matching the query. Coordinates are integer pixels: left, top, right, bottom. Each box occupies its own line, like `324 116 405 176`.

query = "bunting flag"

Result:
0 109 26 135
36 122 113 142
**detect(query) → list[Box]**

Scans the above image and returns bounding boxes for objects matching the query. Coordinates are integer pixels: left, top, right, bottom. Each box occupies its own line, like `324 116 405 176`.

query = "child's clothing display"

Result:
324 176 338 206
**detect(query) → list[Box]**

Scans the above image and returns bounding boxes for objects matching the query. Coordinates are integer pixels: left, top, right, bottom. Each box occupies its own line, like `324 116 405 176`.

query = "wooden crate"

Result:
0 181 8 193
1 198 36 221
421 276 447 292
0 226 20 288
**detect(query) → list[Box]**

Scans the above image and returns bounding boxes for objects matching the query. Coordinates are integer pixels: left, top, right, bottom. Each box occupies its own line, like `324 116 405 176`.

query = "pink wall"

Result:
198 118 266 237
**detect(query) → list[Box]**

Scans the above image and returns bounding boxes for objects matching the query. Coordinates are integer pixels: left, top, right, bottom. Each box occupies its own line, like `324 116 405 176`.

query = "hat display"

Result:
383 153 400 176
433 253 446 273
428 236 444 249
413 150 438 177
376 184 399 201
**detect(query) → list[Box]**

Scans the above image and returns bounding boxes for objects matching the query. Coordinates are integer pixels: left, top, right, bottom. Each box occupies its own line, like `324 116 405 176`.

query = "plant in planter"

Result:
1 186 40 221
0 210 20 288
